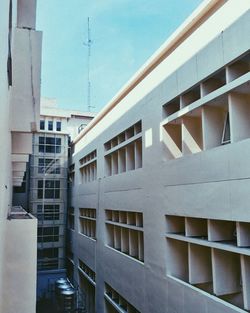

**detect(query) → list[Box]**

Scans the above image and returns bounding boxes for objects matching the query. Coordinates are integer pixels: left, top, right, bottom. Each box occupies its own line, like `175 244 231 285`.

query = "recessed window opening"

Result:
56 121 61 131
48 121 53 131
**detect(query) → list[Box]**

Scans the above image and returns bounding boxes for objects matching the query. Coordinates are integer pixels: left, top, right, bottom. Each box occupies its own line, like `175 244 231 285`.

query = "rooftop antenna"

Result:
84 17 94 112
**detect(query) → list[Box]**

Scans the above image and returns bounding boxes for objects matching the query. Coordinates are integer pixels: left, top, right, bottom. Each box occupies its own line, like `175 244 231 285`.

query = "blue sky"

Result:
36 0 203 112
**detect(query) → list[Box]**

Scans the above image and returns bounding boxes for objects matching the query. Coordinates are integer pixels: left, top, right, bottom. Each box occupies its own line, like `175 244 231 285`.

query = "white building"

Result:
0 0 42 312
68 1 250 313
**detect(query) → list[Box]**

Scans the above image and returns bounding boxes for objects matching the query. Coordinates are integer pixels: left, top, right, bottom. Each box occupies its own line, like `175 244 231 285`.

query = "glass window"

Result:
40 120 45 130
37 180 60 199
36 204 60 220
48 121 53 131
56 121 61 131
38 189 43 199
38 226 59 242
38 136 62 154
38 180 43 188
38 158 45 173
39 137 45 144
38 248 58 258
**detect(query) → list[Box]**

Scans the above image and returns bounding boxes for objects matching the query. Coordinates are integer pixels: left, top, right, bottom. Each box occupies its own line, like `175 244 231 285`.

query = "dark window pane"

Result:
55 181 60 188
38 158 45 173
56 146 61 153
38 158 44 166
56 121 61 131
37 205 43 213
40 120 45 130
45 189 54 199
56 138 61 145
38 180 43 188
38 190 43 199
55 190 60 198
45 180 54 188
39 145 44 153
46 145 55 153
48 121 53 131
46 137 55 145
39 137 45 144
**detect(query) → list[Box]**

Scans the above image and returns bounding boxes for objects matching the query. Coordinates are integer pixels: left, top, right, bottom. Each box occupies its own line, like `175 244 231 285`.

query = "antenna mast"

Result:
84 17 94 112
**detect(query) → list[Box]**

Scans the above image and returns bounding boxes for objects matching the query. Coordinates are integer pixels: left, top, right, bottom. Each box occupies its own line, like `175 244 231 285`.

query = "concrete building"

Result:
0 0 42 312
68 1 250 313
26 99 95 299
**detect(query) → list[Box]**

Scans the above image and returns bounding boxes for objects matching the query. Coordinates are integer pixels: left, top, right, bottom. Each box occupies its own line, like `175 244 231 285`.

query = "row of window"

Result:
40 120 61 132
77 259 141 313
73 208 144 262
73 213 250 312
79 208 96 240
105 283 140 313
79 259 96 283
77 122 143 184
162 52 250 159
166 215 250 311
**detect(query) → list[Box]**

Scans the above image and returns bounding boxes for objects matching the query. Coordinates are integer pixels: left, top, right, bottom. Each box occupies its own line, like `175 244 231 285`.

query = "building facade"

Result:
27 100 95 299
0 0 42 312
68 1 250 313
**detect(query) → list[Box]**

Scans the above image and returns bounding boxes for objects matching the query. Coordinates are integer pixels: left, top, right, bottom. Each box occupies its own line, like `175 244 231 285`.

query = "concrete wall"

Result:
0 0 42 312
2 215 37 313
70 3 250 313
0 1 14 310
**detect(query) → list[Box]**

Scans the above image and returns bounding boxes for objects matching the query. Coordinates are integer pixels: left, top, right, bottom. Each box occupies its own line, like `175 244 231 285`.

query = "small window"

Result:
56 121 61 131
48 121 53 131
40 120 45 130
221 113 230 145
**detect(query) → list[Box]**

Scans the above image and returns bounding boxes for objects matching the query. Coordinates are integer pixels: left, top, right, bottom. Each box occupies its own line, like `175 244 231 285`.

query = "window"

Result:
37 180 60 199
104 121 142 176
105 283 141 313
37 204 60 220
165 215 250 310
79 150 97 183
37 248 59 270
38 226 59 242
39 136 62 154
221 112 230 145
38 247 58 259
78 259 96 283
38 158 60 174
40 120 45 130
56 121 61 131
48 121 53 131
79 208 96 239
105 210 144 262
